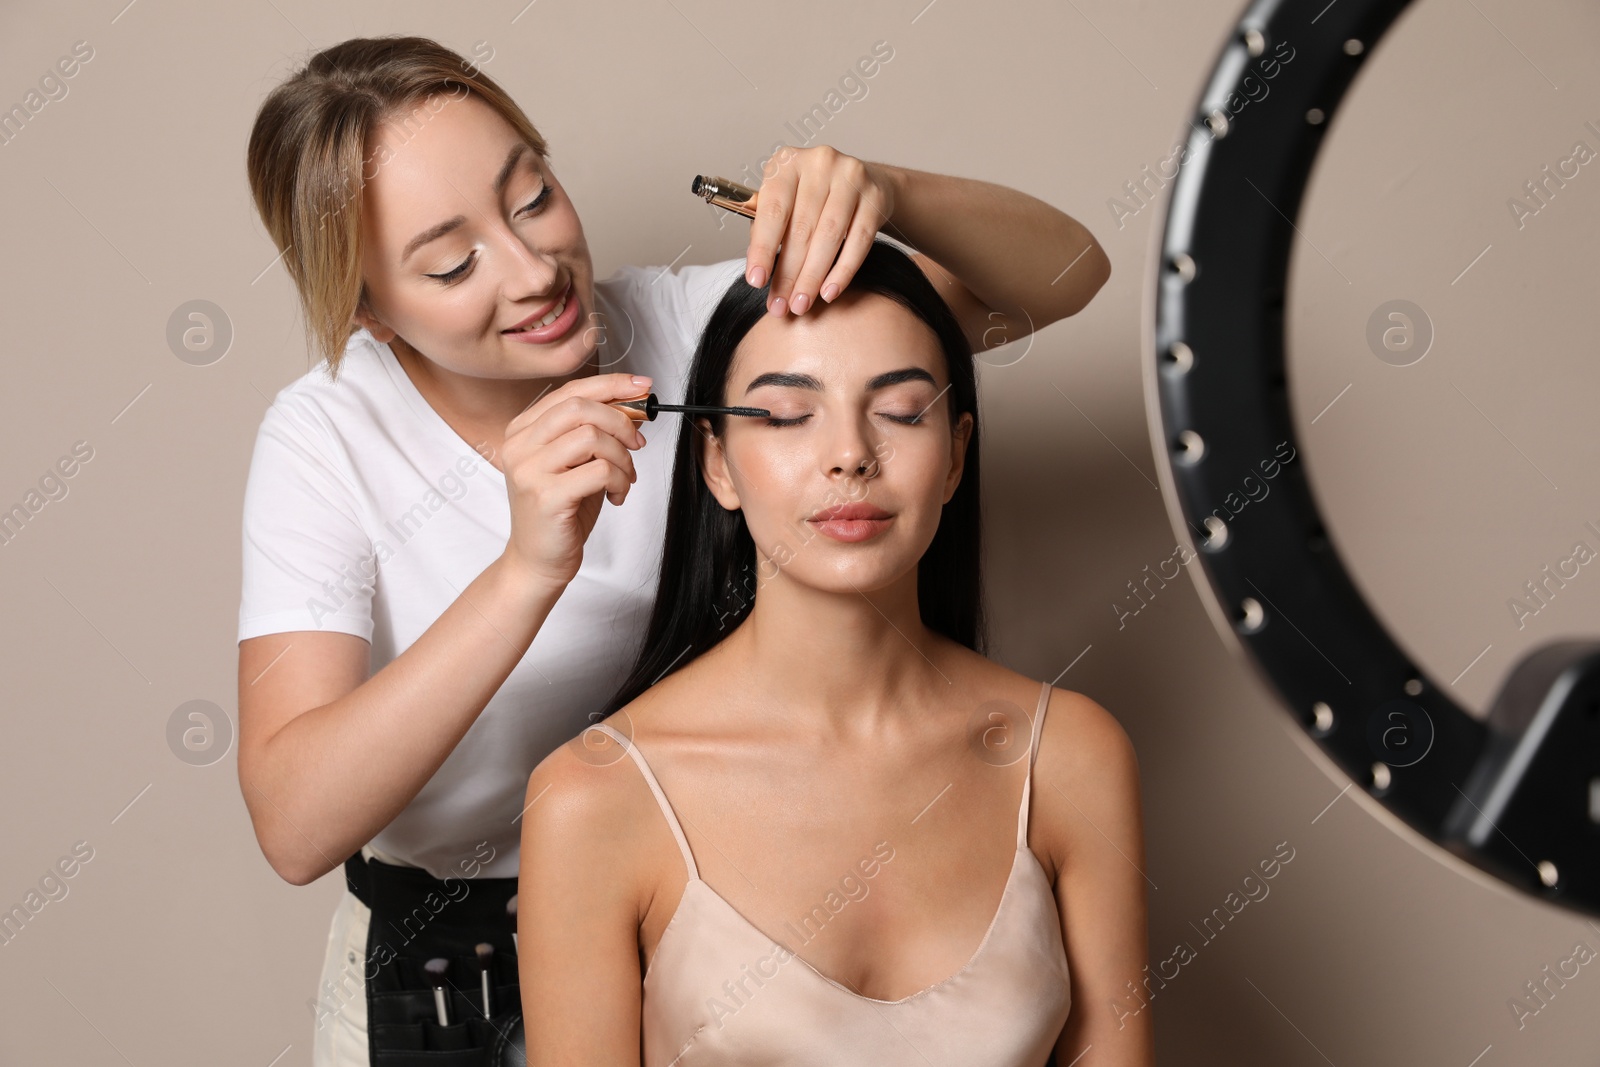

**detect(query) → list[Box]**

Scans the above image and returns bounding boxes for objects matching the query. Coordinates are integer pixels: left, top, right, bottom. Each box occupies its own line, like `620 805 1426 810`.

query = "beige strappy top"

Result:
591 679 1072 1066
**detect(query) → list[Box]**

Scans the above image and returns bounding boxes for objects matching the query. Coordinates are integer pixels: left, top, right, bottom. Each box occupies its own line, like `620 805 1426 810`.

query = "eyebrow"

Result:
492 142 530 196
743 367 937 395
399 143 536 264
399 215 465 265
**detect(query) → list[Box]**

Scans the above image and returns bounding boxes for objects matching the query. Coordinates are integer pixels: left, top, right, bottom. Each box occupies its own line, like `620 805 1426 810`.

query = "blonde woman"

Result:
237 35 1109 1065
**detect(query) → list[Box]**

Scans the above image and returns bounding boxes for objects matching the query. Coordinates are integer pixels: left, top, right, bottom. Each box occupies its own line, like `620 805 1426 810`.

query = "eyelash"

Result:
764 413 926 428
426 185 552 284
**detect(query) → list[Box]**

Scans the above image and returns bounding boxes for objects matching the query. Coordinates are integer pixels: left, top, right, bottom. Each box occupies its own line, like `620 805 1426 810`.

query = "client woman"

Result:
517 239 1151 1066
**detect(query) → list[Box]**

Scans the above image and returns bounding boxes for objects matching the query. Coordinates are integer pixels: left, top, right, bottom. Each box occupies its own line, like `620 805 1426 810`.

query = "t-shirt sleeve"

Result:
237 401 375 643
605 257 746 355
670 257 748 348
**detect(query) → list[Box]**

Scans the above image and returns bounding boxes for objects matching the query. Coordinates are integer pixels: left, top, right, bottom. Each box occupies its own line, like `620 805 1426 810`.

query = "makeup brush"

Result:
691 175 759 220
424 957 451 1027
506 895 517 951
610 391 769 424
475 942 495 1017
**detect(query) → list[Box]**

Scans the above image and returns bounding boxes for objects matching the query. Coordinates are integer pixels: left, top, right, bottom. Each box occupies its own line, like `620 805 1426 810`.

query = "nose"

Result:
825 411 881 482
496 224 562 302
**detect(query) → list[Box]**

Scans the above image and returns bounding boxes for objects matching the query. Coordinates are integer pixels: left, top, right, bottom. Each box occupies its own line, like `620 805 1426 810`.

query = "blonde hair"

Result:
246 36 550 381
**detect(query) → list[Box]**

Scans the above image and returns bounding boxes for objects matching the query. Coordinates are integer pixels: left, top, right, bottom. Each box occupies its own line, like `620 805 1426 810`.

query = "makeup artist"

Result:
235 35 1109 1067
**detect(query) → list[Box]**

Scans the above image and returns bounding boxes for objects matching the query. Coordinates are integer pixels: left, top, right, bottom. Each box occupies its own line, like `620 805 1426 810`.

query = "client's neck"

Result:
717 569 947 735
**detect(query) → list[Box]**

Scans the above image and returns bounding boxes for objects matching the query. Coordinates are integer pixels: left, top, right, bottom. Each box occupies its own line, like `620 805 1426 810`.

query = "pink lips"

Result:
808 502 893 543
502 280 578 344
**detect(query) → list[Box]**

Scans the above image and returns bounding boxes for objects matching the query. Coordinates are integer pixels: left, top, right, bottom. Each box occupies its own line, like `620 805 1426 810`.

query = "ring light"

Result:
1144 0 1600 915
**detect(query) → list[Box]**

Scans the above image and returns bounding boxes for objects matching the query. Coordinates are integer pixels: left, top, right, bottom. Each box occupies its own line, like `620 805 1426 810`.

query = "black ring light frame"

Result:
1145 0 1600 915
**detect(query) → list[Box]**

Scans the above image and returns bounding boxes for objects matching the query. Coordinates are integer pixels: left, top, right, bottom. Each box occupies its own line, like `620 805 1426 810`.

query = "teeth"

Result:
517 293 567 331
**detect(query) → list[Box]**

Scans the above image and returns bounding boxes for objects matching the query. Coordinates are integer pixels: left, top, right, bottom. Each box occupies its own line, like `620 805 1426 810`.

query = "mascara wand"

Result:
610 391 769 424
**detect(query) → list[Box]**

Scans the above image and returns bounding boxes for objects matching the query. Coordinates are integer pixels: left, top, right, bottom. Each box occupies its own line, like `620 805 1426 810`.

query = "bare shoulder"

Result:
1031 685 1143 878
518 717 665 899
943 650 1137 784
1038 687 1139 783
518 717 666 1057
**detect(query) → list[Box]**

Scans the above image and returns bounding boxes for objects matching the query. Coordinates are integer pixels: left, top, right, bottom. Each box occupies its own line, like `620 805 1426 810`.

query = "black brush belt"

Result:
343 852 527 1065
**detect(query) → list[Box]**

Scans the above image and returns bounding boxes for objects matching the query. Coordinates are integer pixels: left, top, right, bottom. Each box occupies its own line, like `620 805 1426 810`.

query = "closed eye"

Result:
427 257 475 284
518 183 554 220
425 185 553 283
763 412 927 428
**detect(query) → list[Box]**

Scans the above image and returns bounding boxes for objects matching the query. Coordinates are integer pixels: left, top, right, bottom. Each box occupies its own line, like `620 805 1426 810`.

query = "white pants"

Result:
311 888 372 1067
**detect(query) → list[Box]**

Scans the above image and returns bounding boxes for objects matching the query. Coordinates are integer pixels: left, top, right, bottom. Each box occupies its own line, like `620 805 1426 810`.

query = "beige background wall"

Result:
1 0 1596 1062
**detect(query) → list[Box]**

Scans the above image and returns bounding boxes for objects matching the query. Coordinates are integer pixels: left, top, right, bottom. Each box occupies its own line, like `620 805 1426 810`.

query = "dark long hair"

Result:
604 238 985 715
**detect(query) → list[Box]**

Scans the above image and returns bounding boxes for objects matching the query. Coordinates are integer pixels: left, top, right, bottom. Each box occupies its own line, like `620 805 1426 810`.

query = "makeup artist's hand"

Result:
744 144 900 317
497 372 650 588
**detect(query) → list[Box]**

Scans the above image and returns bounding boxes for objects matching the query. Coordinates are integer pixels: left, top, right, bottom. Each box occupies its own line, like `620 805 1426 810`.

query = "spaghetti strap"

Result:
588 724 700 881
1016 681 1052 849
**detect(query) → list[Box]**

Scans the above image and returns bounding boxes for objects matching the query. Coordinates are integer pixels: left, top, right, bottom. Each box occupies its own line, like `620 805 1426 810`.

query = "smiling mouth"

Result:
503 281 572 333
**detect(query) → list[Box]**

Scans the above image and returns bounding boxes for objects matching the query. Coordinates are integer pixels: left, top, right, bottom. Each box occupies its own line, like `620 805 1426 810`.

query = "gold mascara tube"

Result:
691 175 759 219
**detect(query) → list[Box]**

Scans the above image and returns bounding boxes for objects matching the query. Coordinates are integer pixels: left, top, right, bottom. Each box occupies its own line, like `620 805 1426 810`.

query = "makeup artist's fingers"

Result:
785 177 859 315
744 146 800 293
814 160 896 308
505 372 647 449
817 208 885 307
557 457 635 509
497 372 651 587
542 424 638 487
510 395 642 456
504 404 641 520
766 161 834 315
500 424 639 587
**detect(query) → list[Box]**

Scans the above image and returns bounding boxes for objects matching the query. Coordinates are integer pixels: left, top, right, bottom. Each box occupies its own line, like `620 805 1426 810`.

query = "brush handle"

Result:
424 957 452 1026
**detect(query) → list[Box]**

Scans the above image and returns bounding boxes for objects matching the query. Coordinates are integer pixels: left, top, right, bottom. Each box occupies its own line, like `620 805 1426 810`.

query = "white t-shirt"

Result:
237 257 747 879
